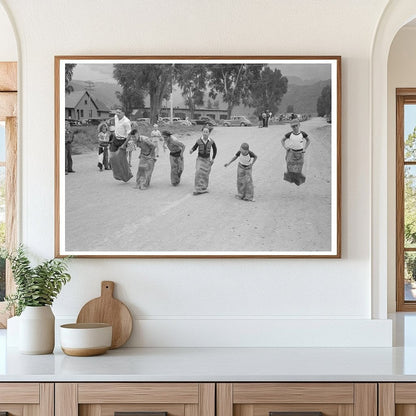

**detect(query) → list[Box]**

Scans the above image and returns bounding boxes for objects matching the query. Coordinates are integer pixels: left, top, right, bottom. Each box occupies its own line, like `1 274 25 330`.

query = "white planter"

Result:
19 306 55 354
6 315 20 347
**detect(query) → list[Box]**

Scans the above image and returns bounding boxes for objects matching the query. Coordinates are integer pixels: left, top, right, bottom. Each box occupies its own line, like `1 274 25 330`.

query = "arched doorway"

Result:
0 0 18 327
371 1 416 318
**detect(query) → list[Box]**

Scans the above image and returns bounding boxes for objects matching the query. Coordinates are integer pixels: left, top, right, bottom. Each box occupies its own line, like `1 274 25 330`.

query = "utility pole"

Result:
170 64 174 123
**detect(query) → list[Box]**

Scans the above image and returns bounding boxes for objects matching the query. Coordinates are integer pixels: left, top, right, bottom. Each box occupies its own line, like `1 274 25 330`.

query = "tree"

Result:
208 64 263 118
65 64 76 94
251 67 288 115
175 64 207 119
317 84 331 117
404 126 416 280
405 127 416 245
286 104 294 113
113 64 173 123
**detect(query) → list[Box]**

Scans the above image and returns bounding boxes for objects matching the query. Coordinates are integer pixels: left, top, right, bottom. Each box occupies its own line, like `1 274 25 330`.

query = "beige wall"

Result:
0 0 396 346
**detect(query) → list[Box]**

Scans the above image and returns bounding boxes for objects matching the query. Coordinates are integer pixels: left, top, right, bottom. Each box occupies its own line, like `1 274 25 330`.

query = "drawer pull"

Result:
270 413 323 416
115 413 168 416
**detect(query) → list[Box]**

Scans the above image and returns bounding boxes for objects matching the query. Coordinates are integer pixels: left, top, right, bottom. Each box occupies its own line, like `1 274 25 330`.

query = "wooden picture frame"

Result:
55 56 341 258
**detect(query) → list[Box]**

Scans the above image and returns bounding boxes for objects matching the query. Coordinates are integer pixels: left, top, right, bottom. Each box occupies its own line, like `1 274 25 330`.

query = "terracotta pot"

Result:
19 306 55 354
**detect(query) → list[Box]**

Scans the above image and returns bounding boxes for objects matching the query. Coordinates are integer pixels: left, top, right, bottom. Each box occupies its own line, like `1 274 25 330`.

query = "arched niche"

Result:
372 1 416 318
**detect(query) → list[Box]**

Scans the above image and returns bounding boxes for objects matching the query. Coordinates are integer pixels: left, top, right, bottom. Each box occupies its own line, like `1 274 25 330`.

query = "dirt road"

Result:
64 117 333 253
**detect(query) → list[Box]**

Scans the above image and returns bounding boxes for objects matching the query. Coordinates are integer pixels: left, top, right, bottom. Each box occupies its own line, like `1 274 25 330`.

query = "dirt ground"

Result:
64 117 333 254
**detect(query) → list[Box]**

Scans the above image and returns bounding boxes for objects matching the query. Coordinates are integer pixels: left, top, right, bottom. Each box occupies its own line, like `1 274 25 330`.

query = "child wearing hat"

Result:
224 142 257 201
150 124 162 157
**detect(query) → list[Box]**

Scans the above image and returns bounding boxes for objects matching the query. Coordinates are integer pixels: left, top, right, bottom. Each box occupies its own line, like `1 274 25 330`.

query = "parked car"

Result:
191 116 217 126
65 119 82 126
222 116 252 127
86 118 103 126
159 117 183 123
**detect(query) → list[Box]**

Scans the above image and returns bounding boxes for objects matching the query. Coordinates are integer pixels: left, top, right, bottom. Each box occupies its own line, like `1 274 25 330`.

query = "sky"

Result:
405 104 416 139
70 62 332 84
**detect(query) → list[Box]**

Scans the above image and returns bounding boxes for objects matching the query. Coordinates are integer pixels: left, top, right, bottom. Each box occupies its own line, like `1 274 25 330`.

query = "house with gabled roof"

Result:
65 90 110 121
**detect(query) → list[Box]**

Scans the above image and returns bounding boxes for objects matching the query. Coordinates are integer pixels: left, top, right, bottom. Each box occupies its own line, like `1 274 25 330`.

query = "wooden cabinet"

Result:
217 383 377 416
379 383 416 416
0 383 53 415
0 380 411 416
55 383 215 416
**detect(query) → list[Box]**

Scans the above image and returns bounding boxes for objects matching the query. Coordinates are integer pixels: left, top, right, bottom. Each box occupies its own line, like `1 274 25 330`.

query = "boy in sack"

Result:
281 118 310 186
224 142 257 201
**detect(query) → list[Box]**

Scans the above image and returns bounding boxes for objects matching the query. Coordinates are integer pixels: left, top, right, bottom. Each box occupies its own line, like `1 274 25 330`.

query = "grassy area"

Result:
71 123 204 155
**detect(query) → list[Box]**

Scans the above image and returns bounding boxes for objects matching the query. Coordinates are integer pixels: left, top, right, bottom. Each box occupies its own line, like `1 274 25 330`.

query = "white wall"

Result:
0 0 394 347
0 2 16 61
387 26 416 312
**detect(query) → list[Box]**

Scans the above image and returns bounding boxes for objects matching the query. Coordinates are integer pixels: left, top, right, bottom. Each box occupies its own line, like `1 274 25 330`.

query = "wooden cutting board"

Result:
76 281 133 349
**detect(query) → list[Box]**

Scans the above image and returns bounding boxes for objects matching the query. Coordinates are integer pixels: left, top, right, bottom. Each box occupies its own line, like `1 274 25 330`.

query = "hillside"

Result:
278 80 331 116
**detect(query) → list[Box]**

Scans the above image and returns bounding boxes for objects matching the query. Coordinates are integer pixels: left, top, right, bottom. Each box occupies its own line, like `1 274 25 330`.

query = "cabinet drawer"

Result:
56 383 215 416
0 383 53 416
379 383 416 415
218 383 376 416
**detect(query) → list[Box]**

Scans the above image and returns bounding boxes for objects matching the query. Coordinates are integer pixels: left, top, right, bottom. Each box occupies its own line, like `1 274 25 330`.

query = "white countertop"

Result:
2 346 416 382
2 313 416 382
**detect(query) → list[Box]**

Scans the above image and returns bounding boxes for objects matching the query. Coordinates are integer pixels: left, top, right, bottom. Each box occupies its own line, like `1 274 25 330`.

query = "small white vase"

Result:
6 315 20 347
19 306 55 354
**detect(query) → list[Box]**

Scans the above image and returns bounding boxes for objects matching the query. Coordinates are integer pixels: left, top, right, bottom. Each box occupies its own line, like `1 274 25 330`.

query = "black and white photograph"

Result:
55 56 341 257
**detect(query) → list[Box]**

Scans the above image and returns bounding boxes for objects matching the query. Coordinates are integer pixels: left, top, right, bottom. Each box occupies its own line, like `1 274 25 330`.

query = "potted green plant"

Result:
4 245 71 354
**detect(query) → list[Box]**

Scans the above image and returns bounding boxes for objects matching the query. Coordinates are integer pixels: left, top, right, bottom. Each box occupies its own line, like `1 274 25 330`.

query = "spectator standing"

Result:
150 124 162 157
258 113 263 128
65 121 75 174
262 111 267 128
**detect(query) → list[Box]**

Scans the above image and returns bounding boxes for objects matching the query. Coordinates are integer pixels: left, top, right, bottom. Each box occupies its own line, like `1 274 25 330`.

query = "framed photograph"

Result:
55 56 341 258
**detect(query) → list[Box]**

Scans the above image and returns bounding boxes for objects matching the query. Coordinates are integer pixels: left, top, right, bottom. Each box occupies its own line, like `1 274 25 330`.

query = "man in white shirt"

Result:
115 107 131 139
110 107 131 153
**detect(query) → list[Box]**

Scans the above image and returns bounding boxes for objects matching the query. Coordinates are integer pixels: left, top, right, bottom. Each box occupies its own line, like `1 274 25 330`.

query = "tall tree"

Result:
317 84 331 117
113 64 173 123
175 64 207 119
405 127 416 246
251 67 288 115
112 64 146 117
207 64 263 118
65 64 76 94
404 126 416 280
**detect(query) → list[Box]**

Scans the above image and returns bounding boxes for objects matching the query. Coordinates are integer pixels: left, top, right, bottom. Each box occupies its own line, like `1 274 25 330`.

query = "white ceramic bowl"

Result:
60 323 112 356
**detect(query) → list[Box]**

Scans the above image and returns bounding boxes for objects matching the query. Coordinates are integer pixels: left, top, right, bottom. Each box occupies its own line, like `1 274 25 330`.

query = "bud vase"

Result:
19 306 55 354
